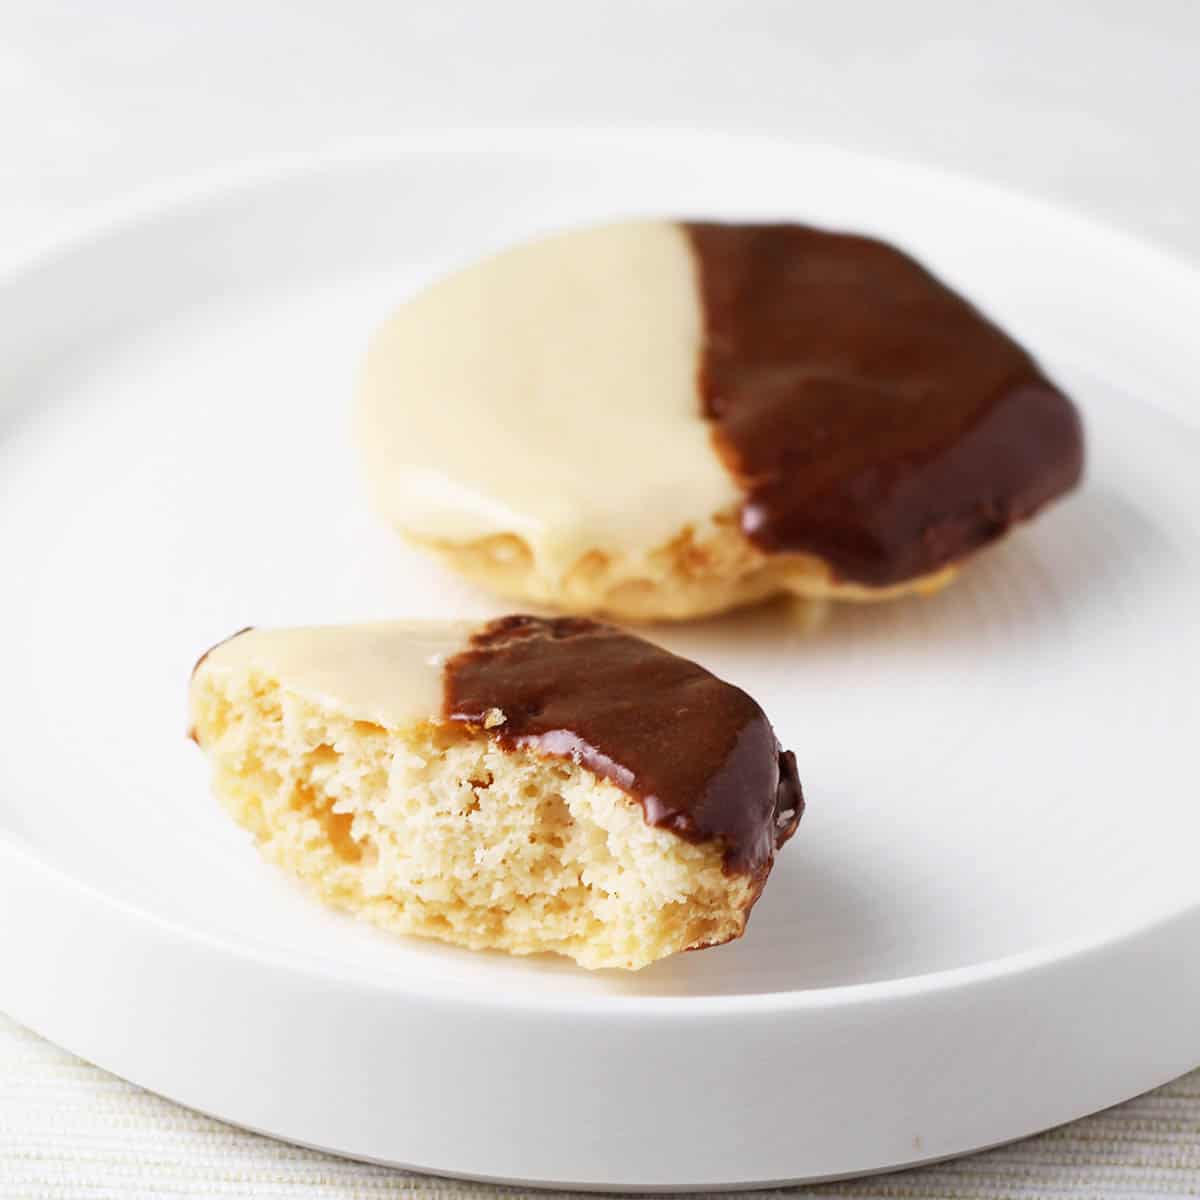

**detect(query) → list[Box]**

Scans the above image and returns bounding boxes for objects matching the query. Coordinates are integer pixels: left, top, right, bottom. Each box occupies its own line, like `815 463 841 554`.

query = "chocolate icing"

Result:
443 615 802 876
685 222 1085 586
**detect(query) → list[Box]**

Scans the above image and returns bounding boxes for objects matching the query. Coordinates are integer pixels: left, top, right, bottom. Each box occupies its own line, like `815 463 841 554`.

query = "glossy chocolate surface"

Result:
443 615 802 875
686 222 1084 585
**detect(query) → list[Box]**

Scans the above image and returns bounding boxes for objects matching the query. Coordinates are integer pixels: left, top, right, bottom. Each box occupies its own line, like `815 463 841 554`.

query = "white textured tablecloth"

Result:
2 2 1198 1194
3 1016 1198 1197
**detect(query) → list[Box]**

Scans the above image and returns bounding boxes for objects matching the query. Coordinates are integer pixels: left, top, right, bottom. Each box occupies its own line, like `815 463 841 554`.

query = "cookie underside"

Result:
192 665 756 970
410 509 956 623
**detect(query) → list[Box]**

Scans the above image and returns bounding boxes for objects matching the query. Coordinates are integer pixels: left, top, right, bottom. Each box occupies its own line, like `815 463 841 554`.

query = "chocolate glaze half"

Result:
443 615 803 876
685 222 1085 586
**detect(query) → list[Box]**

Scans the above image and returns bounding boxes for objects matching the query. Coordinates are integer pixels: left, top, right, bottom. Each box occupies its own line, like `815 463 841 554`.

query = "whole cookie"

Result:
357 221 1084 620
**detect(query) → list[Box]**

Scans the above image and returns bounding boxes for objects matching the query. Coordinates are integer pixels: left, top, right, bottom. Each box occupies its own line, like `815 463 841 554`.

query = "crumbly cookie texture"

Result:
190 631 772 970
409 511 955 623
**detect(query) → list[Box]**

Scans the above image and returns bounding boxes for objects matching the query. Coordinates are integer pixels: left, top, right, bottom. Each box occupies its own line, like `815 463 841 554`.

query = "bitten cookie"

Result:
189 617 802 970
357 220 1084 621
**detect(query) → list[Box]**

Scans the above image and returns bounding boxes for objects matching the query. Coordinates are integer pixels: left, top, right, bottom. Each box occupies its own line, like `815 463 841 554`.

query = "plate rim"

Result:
2 126 1199 1018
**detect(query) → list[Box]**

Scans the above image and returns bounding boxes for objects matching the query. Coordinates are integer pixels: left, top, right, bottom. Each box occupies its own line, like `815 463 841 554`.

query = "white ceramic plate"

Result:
1 131 1198 1191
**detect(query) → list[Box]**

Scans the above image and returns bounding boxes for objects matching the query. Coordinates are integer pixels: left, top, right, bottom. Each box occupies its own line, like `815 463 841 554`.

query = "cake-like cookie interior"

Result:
191 660 758 970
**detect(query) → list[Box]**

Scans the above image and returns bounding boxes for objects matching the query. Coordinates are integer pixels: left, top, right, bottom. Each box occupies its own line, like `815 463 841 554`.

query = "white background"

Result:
3 0 1199 264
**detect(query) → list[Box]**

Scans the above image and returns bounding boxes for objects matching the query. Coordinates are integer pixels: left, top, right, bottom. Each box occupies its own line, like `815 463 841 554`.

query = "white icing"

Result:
193 622 475 727
356 220 741 580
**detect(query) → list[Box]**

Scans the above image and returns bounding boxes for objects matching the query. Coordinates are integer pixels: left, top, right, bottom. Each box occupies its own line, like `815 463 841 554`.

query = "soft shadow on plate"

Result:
620 838 936 997
280 833 935 999
655 482 1163 668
